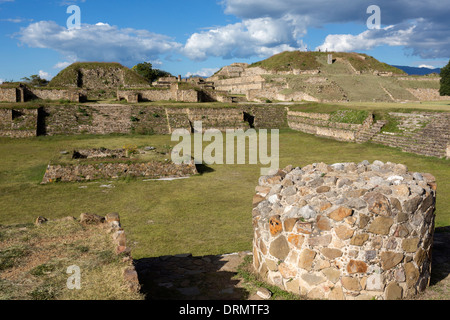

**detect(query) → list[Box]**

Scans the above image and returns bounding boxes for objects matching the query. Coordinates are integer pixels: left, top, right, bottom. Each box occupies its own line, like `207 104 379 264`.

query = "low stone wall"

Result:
287 111 364 142
117 88 199 103
252 161 436 300
406 88 450 101
41 160 198 183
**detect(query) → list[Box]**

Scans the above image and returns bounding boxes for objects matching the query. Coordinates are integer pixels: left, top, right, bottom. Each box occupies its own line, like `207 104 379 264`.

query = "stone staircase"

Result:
355 120 387 143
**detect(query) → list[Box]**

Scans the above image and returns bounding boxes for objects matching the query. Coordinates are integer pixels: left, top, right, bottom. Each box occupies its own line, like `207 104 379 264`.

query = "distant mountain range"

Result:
392 65 441 76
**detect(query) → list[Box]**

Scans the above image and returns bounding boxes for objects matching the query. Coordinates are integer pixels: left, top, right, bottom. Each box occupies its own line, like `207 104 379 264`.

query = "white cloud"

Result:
53 61 72 69
224 0 450 59
418 64 435 69
183 16 306 61
17 21 182 67
316 25 414 52
0 79 4 84
185 68 220 78
39 70 52 80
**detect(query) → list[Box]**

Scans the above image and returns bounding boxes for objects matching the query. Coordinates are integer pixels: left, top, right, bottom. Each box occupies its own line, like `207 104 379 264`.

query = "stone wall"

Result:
117 88 199 103
0 86 80 103
0 108 37 137
371 112 450 158
252 161 436 300
29 88 80 102
406 88 450 101
213 76 265 95
42 160 198 183
287 111 365 142
0 88 18 102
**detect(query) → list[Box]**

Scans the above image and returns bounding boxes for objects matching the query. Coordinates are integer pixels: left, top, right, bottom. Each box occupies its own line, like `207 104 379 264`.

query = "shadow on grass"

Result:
134 253 248 300
429 226 450 286
195 163 215 175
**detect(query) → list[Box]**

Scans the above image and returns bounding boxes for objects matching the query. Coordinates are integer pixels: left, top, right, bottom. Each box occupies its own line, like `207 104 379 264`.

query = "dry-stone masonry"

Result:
252 161 436 300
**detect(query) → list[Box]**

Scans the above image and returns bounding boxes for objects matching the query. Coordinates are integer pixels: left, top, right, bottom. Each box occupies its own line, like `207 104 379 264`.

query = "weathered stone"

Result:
403 196 422 214
316 215 332 231
284 279 300 294
269 215 283 236
347 260 368 274
380 251 404 270
367 216 394 235
269 235 290 261
253 194 266 208
301 273 326 286
390 197 402 215
386 237 398 250
299 205 317 219
329 207 353 221
80 213 105 225
402 238 419 253
385 282 403 300
394 224 409 238
366 274 384 291
105 212 120 223
256 287 272 299
350 233 369 246
365 250 377 261
335 224 354 240
328 286 345 300
392 184 410 197
35 216 48 225
316 185 331 193
266 259 278 271
394 268 406 282
359 214 370 228
287 234 304 249
404 262 419 288
414 248 427 266
308 234 332 247
278 262 297 279
298 249 316 270
322 267 341 283
364 192 391 216
347 198 367 210
122 267 140 292
281 186 297 197
341 276 361 291
420 193 435 214
319 201 332 211
307 287 325 300
283 218 298 232
296 222 313 234
345 189 368 198
321 248 343 260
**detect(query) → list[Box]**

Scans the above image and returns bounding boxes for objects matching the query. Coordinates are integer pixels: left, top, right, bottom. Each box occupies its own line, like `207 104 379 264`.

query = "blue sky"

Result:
0 0 449 82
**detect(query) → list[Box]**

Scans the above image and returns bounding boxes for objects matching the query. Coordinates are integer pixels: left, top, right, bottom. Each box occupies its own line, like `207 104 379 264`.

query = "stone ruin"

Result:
41 147 197 184
252 161 437 300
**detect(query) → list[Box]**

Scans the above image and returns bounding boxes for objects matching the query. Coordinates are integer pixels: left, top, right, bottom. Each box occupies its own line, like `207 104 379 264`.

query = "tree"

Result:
132 62 172 83
440 59 450 96
21 74 49 87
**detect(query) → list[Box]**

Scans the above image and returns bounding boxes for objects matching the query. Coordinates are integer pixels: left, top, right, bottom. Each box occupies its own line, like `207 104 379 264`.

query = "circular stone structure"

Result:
252 161 437 300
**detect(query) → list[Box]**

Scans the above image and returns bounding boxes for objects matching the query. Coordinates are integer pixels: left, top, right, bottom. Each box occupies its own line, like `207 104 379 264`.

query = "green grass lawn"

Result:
0 129 448 260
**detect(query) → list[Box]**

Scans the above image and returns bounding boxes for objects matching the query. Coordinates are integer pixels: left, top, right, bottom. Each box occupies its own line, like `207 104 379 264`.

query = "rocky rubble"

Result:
252 160 437 300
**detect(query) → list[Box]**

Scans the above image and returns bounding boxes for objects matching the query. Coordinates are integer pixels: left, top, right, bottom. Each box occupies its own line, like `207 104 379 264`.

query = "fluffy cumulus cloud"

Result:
183 16 307 61
38 70 52 80
185 68 220 78
17 21 182 67
223 0 450 59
